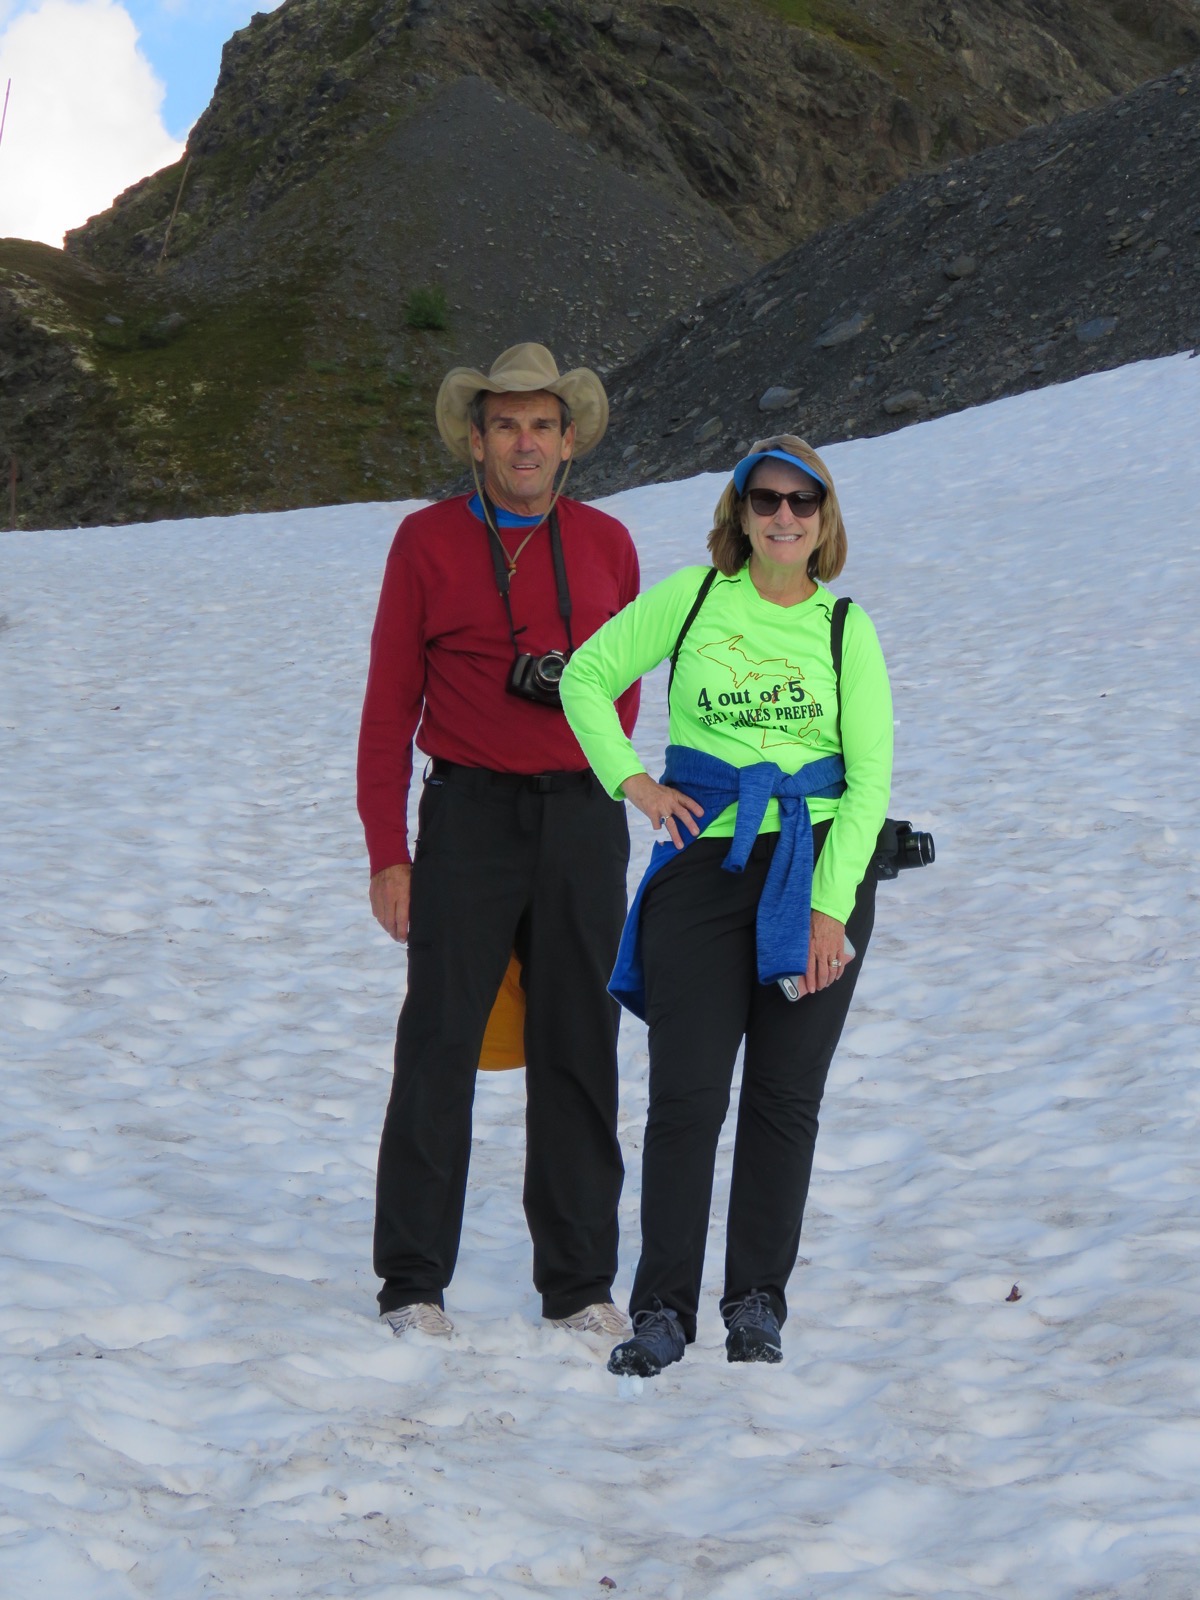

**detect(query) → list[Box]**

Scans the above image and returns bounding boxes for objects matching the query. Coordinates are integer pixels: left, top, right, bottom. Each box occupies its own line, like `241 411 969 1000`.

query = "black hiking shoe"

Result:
724 1292 783 1364
607 1303 686 1377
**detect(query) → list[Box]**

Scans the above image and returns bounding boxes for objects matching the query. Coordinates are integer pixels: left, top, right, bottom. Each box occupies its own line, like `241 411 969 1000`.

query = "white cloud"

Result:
0 0 184 247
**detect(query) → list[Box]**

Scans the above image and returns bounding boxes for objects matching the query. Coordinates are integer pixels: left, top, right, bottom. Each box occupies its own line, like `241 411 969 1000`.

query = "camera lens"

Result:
903 829 935 867
535 653 566 688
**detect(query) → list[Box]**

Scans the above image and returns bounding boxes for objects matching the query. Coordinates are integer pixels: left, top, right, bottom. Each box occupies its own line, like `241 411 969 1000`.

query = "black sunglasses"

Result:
746 487 824 518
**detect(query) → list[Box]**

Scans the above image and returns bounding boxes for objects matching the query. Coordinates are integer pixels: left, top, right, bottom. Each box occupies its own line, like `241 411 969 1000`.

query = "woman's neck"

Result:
747 557 816 607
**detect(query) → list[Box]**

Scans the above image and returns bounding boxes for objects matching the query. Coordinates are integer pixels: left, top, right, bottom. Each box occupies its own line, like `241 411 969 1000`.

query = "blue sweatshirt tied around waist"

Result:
608 744 847 1020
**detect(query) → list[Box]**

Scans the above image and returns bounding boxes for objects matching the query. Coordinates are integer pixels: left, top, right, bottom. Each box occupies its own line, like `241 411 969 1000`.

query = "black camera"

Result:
508 650 570 707
873 819 935 880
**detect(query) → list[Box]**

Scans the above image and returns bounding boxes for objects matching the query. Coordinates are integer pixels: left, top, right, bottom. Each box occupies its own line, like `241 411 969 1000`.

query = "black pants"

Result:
630 826 876 1342
374 764 629 1319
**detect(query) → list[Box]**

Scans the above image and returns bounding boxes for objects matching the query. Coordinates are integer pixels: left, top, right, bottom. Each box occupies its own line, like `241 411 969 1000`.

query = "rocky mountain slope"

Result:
3 0 1199 528
71 0 1200 272
575 58 1200 495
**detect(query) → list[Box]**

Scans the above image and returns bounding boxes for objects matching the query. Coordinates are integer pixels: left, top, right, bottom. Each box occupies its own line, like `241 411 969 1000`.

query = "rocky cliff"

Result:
575 59 1200 495
2 0 1198 528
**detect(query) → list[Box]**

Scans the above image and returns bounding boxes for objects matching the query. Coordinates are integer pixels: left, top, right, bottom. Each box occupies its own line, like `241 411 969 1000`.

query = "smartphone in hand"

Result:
777 939 855 1001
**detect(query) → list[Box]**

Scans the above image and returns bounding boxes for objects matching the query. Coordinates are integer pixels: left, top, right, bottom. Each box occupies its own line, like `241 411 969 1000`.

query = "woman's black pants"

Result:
630 825 877 1342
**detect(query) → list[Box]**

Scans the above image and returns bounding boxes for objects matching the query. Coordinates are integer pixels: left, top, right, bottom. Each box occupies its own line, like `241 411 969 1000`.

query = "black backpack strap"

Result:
668 567 719 698
831 595 852 744
833 594 898 878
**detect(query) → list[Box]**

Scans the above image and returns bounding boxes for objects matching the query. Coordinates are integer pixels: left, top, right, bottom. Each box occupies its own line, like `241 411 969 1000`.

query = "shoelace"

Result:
631 1304 678 1337
726 1291 774 1331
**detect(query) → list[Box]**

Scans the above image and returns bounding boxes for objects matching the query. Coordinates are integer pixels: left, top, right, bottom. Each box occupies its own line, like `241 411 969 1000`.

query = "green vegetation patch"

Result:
92 313 189 352
332 5 379 62
751 0 886 52
1 233 450 523
405 285 449 331
750 0 975 100
0 238 131 327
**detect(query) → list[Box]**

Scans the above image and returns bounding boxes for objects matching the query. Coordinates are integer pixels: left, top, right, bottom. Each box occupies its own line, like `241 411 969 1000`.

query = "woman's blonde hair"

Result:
707 434 847 581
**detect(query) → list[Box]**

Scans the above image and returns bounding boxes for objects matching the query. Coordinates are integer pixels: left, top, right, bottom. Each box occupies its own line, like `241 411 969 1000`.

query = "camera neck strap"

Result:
480 489 575 657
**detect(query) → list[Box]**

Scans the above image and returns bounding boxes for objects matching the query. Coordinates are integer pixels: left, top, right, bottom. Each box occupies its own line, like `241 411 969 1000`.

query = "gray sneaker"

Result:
550 1302 631 1335
382 1303 453 1337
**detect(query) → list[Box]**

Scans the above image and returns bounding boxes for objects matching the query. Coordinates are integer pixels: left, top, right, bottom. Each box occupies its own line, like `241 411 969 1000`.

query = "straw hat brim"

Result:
436 344 609 463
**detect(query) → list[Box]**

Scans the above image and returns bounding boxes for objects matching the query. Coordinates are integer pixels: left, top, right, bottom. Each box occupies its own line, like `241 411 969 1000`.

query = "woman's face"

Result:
742 459 825 580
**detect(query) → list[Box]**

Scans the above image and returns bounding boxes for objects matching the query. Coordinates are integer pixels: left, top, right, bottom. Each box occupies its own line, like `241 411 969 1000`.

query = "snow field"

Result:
2 353 1200 1596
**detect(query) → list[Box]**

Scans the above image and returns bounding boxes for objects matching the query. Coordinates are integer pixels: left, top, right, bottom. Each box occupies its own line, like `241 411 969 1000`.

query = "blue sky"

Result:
120 0 282 139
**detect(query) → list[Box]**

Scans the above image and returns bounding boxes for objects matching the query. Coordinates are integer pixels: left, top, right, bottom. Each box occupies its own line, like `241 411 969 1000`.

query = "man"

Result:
358 343 640 1338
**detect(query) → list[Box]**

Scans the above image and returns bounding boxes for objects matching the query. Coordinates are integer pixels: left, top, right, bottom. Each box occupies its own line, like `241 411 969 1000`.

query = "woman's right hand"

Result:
620 772 705 850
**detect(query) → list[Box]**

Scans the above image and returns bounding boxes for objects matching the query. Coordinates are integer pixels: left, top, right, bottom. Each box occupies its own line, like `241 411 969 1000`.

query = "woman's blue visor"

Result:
732 448 827 496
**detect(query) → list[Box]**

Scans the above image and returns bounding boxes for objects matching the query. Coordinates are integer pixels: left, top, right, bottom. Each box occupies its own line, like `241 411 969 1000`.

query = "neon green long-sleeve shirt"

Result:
560 564 894 923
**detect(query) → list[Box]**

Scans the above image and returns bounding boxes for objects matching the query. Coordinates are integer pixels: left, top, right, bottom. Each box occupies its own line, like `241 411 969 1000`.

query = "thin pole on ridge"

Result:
0 80 11 153
159 155 192 265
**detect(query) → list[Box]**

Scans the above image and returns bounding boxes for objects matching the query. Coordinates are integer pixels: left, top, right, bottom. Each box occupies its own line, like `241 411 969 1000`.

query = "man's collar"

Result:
466 493 548 530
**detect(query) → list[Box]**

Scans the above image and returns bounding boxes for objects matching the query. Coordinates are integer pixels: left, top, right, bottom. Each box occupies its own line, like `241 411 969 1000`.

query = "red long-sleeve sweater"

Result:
357 494 641 874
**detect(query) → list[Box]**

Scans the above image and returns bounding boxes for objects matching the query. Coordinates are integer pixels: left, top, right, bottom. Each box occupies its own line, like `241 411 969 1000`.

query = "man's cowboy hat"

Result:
435 342 609 462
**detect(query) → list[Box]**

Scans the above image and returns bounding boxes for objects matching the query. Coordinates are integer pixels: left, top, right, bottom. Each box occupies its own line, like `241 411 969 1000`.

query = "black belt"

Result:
429 758 594 794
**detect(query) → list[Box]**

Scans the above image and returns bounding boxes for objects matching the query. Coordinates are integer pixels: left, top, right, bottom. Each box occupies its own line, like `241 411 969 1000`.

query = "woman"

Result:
559 435 892 1376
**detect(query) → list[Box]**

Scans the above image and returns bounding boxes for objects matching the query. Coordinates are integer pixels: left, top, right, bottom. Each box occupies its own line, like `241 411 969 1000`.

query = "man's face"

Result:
470 391 575 516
